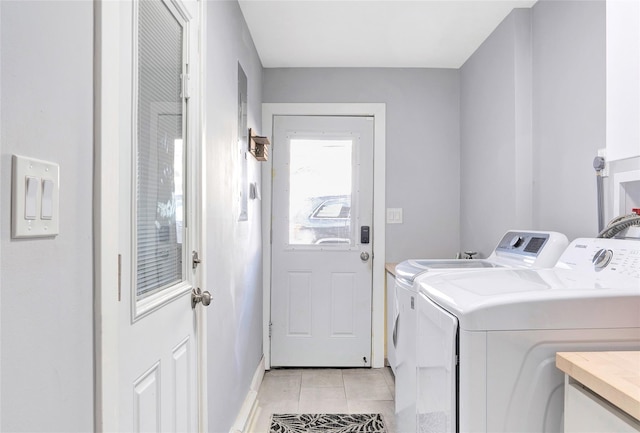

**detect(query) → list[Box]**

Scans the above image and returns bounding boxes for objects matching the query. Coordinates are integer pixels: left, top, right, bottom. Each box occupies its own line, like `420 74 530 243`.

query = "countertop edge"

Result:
385 262 397 276
556 351 640 422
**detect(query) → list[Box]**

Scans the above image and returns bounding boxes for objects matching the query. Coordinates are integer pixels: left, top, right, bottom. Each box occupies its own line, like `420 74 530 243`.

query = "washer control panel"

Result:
558 238 640 277
592 248 614 270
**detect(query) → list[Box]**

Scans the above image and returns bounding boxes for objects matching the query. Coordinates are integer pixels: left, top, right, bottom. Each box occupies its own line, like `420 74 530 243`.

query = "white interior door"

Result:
97 0 204 431
270 115 374 367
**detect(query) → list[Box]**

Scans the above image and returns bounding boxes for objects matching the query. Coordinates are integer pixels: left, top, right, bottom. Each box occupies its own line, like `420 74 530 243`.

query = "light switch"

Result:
25 176 39 220
249 182 261 200
12 155 59 238
41 179 54 220
386 208 403 224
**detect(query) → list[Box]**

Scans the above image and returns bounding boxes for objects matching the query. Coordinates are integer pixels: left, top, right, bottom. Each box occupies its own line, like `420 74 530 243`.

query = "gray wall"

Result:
204 2 264 432
460 9 533 257
263 68 461 262
532 0 606 240
459 0 606 254
0 1 94 432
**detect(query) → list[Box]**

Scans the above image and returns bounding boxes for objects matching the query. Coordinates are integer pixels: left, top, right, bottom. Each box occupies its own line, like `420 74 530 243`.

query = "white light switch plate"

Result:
386 208 403 224
12 155 60 238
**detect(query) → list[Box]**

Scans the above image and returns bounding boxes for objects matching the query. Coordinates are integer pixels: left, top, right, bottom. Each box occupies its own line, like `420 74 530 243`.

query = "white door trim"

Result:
94 2 121 430
196 0 208 430
261 103 386 369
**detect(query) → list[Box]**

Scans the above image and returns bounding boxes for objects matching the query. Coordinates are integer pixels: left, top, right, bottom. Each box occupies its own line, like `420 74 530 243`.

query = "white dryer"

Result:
393 230 568 433
415 237 640 433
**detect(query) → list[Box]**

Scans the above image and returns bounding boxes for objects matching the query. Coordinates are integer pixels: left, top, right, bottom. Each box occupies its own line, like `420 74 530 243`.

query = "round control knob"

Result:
509 235 524 248
592 248 613 270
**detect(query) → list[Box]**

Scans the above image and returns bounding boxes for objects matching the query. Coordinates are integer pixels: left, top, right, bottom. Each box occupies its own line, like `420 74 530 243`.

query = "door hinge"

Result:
117 254 122 302
269 321 273 338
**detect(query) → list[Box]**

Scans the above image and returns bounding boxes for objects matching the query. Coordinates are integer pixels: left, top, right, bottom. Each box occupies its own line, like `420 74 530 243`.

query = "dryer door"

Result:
417 293 458 433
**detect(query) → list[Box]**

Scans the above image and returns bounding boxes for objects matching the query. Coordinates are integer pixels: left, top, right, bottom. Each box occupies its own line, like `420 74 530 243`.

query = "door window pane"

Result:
136 0 184 298
289 139 353 245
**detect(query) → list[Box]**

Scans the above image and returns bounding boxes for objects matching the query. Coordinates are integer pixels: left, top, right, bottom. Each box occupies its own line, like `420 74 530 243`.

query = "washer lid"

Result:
418 268 640 331
395 259 501 287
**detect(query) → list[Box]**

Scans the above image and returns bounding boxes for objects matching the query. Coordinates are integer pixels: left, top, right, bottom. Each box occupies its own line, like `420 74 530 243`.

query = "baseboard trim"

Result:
230 356 265 433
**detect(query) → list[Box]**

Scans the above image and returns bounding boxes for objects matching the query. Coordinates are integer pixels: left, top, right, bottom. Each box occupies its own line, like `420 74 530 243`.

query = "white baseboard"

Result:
230 356 265 433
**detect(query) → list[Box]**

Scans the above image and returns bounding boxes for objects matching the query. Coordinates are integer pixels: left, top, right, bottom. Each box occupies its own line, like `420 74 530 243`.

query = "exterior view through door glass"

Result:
289 139 353 246
271 115 374 367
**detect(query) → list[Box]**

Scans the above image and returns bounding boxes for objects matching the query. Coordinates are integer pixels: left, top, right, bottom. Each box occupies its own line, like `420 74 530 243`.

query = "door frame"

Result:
261 103 386 369
93 0 207 430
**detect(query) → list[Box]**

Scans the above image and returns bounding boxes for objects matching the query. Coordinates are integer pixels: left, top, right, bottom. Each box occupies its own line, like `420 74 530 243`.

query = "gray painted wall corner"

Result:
460 0 607 254
204 1 264 431
532 0 606 240
460 8 533 256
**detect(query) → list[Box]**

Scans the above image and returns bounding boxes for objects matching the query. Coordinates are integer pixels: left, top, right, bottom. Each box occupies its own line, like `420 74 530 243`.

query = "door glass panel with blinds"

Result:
134 0 189 316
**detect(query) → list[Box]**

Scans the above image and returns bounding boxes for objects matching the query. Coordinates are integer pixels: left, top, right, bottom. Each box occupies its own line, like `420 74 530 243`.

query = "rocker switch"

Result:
25 176 38 220
41 179 54 220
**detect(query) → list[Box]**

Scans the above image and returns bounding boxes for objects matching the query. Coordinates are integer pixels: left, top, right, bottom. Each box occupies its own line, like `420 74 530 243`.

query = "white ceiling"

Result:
238 0 537 69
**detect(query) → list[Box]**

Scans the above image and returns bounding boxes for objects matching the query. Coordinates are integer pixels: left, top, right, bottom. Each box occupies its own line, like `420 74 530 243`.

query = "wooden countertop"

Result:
556 351 640 421
385 262 397 276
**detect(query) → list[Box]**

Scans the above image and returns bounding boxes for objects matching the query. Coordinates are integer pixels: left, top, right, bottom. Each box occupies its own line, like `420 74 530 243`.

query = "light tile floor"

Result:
247 367 396 433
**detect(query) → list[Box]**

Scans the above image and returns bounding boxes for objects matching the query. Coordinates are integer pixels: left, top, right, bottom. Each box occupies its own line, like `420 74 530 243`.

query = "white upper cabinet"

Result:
607 0 640 161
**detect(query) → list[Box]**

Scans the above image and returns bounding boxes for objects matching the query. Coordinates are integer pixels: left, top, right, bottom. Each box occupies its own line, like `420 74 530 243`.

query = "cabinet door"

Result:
565 378 640 432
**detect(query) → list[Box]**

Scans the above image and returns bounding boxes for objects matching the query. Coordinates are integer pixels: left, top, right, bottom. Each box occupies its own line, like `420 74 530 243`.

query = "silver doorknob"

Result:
191 287 212 308
360 251 370 262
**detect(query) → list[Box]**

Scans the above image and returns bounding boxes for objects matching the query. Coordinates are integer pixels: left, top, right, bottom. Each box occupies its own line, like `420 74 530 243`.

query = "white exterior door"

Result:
270 115 374 367
95 0 204 431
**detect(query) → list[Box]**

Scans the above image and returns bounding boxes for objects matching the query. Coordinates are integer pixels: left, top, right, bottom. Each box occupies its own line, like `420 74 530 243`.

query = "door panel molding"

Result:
330 272 356 336
133 362 161 432
287 271 312 336
261 103 386 369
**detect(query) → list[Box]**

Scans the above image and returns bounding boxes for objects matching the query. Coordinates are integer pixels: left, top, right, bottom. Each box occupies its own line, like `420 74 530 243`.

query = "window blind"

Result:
136 0 184 298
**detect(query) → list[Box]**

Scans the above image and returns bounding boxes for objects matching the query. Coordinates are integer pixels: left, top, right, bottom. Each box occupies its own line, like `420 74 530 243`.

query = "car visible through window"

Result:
290 195 351 245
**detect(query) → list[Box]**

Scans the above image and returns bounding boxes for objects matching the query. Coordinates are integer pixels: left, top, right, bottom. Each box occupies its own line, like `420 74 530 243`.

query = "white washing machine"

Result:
415 237 640 433
393 230 568 433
